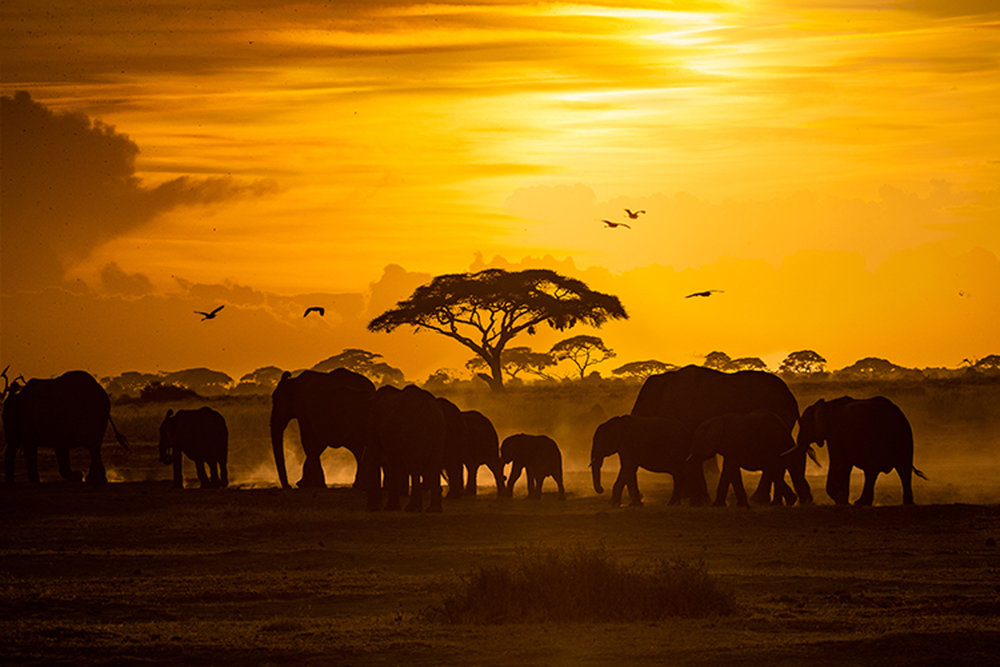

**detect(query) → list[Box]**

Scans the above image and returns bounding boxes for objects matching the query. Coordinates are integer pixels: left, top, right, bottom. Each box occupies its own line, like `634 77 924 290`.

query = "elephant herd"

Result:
1 366 926 508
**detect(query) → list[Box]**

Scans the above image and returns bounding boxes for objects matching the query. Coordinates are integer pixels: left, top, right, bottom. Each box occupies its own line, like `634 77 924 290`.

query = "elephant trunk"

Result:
270 417 291 489
591 456 604 494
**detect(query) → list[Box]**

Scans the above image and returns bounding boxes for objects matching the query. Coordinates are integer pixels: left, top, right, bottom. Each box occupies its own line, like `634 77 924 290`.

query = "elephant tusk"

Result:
778 444 798 457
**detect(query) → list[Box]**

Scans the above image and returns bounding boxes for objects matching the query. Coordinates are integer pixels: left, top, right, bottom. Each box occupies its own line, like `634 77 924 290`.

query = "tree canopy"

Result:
466 346 555 382
778 350 827 376
611 359 677 380
368 268 627 390
312 348 405 386
550 335 616 379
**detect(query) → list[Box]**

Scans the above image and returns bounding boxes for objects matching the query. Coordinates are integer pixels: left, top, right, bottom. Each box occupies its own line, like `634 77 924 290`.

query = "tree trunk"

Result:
487 355 505 392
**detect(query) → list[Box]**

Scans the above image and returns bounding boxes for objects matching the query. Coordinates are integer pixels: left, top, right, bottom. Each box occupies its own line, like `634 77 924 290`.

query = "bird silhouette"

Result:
624 208 646 219
303 306 325 317
601 219 631 229
195 305 225 320
685 290 724 298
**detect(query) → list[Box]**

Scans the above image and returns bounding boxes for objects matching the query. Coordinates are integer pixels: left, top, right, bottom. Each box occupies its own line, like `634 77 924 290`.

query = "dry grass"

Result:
429 546 734 624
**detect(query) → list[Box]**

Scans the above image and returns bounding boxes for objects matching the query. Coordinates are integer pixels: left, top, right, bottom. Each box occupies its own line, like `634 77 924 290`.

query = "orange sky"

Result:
2 1 998 382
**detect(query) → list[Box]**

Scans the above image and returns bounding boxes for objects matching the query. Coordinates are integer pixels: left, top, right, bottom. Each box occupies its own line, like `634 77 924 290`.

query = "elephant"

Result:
437 396 466 499
158 407 228 489
500 433 565 500
631 365 812 505
798 396 926 505
691 411 802 507
270 368 376 489
3 370 129 484
458 409 505 496
590 414 702 507
365 385 446 512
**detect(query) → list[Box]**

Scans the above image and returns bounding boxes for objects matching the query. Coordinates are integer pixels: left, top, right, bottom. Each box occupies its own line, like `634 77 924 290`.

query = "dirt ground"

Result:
2 460 999 666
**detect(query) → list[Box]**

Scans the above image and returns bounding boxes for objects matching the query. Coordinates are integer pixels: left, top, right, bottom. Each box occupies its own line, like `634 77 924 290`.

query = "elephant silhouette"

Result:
3 370 129 484
799 396 926 505
631 365 812 505
500 434 565 500
590 414 699 507
458 409 505 496
692 411 801 507
270 368 376 489
158 407 228 489
365 385 446 512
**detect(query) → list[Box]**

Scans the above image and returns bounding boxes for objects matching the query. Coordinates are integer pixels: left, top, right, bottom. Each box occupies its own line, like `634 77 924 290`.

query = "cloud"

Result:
100 262 154 296
0 91 272 292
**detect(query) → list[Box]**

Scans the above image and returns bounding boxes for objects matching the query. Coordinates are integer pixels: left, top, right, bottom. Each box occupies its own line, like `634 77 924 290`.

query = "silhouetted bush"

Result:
426 546 734 624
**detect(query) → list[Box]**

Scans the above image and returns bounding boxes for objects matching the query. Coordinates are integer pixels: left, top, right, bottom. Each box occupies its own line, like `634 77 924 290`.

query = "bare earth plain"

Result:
2 379 999 665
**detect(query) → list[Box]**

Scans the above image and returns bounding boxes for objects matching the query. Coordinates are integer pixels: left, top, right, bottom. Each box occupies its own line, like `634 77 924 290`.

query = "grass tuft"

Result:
426 546 734 624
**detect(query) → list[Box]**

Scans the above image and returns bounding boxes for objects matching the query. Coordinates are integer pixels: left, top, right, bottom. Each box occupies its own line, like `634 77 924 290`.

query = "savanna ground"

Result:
2 378 999 665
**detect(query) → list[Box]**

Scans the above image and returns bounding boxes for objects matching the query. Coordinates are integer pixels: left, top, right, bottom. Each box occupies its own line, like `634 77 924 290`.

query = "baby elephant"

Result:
693 411 798 508
158 407 229 489
500 433 565 500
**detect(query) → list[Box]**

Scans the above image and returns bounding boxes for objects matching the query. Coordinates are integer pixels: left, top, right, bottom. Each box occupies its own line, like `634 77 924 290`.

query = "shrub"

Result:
427 546 734 624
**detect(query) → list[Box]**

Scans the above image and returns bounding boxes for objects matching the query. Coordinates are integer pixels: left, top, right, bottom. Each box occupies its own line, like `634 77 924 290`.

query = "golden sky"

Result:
1 1 998 381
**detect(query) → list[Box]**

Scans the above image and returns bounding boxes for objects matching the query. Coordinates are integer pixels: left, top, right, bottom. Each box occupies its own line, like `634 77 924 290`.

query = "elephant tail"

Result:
912 465 927 480
108 415 131 452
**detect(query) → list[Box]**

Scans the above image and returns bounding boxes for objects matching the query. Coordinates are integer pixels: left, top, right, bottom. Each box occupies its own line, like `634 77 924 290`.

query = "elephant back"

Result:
632 365 798 432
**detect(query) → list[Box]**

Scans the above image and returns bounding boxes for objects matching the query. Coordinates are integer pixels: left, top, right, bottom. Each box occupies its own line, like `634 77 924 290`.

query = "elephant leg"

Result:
465 463 479 496
785 449 811 505
714 462 732 506
898 466 915 505
427 466 444 513
668 473 683 505
219 455 229 488
527 473 540 500
687 461 710 506
406 473 423 512
771 469 795 506
85 446 107 484
507 464 523 498
626 468 642 507
25 446 41 484
196 461 211 488
444 462 463 499
385 467 403 511
489 463 505 497
748 472 772 505
855 470 878 506
555 471 566 501
172 453 184 489
827 461 852 505
610 470 627 507
208 461 221 487
731 468 750 508
4 444 18 483
56 449 82 482
297 452 327 489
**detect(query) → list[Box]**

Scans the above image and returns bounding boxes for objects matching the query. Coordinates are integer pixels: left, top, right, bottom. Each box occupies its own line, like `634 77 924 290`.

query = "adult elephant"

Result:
365 385 446 512
158 407 228 489
691 411 801 507
436 396 466 499
798 396 925 505
631 365 812 505
3 370 129 484
270 368 376 489
590 414 700 507
458 410 505 496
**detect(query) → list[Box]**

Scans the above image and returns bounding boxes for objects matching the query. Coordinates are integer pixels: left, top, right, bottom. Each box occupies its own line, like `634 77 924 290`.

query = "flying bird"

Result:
303 306 325 317
685 290 724 298
601 219 631 229
195 305 225 320
624 208 646 219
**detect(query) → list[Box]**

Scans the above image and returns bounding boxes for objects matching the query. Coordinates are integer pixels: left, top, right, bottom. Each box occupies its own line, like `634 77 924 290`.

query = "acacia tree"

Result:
612 360 676 380
312 348 405 386
550 335 616 379
466 346 555 382
778 350 827 376
368 268 627 391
